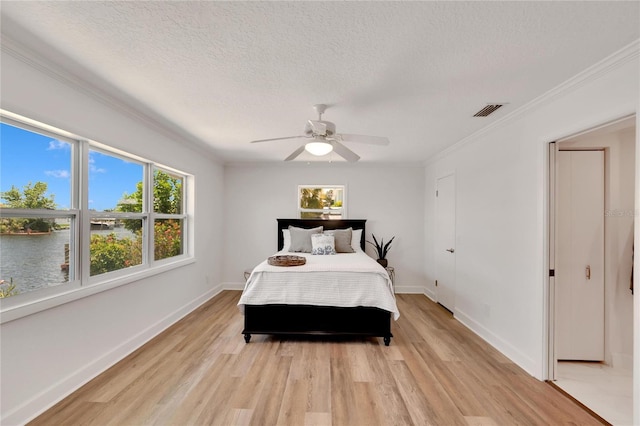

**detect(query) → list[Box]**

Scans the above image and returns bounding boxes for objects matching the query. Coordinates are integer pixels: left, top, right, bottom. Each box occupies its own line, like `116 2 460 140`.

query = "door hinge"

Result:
549 269 555 277
436 190 438 197
435 280 438 287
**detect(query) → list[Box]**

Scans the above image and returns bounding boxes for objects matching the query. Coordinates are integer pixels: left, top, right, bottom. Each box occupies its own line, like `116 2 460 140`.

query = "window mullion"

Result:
89 212 146 220
145 163 154 266
78 140 91 285
0 208 78 218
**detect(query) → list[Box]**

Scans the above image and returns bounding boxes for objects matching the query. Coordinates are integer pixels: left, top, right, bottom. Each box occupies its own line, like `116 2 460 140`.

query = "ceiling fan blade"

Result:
338 133 390 145
331 141 360 162
284 145 306 161
250 135 306 143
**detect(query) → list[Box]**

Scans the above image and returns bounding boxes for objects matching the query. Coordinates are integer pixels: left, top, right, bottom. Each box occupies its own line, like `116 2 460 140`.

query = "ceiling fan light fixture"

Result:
305 141 333 156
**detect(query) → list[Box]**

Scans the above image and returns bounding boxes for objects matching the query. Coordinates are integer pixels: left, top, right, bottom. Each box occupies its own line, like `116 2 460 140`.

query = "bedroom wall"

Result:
0 44 224 424
222 164 426 294
423 43 638 383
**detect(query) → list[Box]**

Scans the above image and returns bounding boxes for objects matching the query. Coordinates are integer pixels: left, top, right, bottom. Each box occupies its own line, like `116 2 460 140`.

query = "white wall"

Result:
559 125 635 370
0 45 224 424
223 163 426 293
424 45 638 381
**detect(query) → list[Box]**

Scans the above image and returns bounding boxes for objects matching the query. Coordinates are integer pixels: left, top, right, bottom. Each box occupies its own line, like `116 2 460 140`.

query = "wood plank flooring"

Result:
30 291 600 425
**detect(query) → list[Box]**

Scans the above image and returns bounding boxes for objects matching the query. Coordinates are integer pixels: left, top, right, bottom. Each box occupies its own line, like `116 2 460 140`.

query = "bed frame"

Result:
242 218 393 345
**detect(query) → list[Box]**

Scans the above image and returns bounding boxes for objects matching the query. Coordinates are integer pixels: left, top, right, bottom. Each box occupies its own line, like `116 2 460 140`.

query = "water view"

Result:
0 228 134 295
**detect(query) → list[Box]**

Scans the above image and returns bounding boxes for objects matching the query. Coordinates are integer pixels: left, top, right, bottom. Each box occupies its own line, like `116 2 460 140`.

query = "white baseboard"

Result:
424 287 436 301
394 285 425 294
612 352 634 371
222 281 245 291
3 285 222 426
454 308 539 379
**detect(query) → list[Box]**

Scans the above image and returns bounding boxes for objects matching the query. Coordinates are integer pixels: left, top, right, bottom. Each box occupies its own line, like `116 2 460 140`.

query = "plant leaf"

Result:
382 236 395 258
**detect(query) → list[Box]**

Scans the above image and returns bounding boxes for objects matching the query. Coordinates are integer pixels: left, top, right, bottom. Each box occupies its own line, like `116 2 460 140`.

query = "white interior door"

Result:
435 174 456 312
556 150 605 361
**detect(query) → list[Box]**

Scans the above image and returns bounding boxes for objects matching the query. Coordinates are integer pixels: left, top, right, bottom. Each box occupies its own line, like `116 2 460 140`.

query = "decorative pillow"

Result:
324 228 355 253
311 233 336 255
288 226 323 253
351 229 363 252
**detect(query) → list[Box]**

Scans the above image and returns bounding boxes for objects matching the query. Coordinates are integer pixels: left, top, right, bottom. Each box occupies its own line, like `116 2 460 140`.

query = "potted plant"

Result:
367 234 395 267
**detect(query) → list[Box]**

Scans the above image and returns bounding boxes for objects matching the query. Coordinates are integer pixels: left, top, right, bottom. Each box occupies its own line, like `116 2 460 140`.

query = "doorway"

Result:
435 173 456 312
549 116 635 425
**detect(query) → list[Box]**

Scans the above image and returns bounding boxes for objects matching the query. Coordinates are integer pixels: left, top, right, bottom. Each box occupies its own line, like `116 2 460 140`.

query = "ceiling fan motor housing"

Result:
305 120 336 137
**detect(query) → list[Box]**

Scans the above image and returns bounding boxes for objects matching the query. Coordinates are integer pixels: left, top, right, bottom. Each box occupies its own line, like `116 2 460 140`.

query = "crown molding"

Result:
425 38 640 165
1 35 223 166
224 160 426 169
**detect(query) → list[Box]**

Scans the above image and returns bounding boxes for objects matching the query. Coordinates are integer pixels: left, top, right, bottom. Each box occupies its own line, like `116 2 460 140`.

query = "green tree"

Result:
0 182 57 232
1 182 56 209
117 170 182 231
300 188 322 209
153 171 182 214
98 170 183 268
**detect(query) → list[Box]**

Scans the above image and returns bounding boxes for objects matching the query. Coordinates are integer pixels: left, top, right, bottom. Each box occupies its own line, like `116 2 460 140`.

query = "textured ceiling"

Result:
1 1 639 163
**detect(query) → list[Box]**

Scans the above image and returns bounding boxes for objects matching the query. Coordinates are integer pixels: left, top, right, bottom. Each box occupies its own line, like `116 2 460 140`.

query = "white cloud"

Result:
88 153 106 173
47 140 70 150
44 169 70 178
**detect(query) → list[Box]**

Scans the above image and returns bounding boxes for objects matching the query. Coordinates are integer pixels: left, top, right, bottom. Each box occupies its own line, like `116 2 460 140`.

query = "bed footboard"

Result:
242 304 393 345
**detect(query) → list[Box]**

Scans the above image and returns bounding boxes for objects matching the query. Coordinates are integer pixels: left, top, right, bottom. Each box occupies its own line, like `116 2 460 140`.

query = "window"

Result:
152 168 185 261
0 113 192 304
0 121 76 297
298 185 345 219
89 149 145 276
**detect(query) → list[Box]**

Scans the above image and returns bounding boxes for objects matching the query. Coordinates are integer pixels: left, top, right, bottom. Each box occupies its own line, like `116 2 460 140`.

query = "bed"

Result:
238 219 398 345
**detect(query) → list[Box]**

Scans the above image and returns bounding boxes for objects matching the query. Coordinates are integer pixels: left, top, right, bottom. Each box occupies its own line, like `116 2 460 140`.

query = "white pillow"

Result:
282 229 291 252
351 229 363 252
311 234 336 255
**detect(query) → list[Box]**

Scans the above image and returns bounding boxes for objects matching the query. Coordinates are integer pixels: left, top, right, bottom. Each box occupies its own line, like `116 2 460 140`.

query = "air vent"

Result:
473 104 504 117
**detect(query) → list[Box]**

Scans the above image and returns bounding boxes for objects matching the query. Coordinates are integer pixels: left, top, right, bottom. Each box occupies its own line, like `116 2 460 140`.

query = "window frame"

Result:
297 184 347 219
0 111 194 323
150 166 187 264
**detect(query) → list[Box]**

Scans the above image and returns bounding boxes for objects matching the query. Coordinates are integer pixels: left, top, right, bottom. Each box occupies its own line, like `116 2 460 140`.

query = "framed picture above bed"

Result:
297 185 346 219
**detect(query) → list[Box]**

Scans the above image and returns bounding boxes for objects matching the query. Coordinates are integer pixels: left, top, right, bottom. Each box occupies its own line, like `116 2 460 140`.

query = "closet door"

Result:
435 173 456 312
556 150 604 361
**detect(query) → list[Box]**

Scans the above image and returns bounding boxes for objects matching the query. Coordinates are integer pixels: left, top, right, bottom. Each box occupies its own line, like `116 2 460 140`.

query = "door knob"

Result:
446 248 455 253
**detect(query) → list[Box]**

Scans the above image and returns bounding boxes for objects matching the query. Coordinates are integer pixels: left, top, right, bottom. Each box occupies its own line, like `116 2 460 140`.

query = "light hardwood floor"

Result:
30 291 600 425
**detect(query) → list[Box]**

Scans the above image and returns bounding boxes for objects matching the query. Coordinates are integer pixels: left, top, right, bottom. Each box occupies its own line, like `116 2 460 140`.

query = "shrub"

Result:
90 233 141 276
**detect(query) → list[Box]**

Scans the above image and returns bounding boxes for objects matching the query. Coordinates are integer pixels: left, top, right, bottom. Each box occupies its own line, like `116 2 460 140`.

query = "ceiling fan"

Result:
250 104 390 162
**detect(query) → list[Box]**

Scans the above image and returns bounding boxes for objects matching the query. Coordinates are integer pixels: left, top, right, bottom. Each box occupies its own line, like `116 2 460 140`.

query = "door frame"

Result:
545 113 636 381
547 141 557 380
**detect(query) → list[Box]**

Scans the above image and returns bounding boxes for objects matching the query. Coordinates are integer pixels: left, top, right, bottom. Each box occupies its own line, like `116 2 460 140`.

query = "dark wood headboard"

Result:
277 218 366 251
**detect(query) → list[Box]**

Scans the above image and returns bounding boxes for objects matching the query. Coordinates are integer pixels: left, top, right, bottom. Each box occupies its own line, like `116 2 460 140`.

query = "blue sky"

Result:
1 122 143 211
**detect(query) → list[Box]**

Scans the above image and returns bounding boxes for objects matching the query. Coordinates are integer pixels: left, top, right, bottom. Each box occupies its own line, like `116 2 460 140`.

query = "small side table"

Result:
244 268 253 281
385 266 395 292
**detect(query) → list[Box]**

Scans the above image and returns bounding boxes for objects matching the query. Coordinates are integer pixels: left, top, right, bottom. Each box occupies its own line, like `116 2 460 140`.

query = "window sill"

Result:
0 256 196 325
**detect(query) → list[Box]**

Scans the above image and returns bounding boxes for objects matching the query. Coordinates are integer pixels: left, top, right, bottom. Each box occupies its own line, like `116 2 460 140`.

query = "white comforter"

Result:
238 251 400 320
